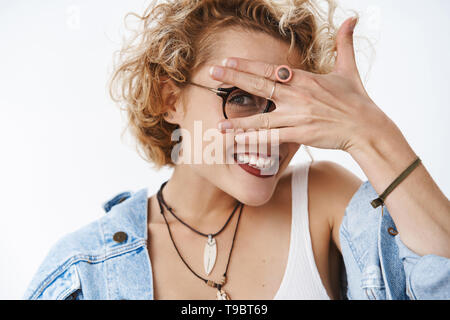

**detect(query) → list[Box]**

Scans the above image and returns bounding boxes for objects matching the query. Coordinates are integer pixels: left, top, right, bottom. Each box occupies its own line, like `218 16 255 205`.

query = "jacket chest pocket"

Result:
42 265 82 300
361 265 386 300
64 289 83 300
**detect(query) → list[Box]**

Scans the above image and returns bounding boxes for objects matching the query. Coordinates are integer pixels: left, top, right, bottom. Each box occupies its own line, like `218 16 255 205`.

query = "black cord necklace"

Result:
156 181 244 300
157 180 241 275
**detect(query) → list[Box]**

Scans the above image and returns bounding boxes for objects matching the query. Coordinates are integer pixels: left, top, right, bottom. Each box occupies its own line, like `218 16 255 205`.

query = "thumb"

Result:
334 17 359 76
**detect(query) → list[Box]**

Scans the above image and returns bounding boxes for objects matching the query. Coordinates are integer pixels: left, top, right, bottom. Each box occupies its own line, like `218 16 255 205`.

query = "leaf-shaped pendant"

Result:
216 289 230 300
203 234 217 275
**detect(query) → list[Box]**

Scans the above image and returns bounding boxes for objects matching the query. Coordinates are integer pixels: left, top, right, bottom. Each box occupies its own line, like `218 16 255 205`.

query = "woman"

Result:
24 0 449 300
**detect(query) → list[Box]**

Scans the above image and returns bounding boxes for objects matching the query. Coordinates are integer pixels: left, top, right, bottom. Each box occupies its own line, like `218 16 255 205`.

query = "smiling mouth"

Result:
233 152 281 178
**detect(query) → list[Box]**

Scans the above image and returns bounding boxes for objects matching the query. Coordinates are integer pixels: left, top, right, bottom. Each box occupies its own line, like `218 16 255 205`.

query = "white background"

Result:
0 0 448 299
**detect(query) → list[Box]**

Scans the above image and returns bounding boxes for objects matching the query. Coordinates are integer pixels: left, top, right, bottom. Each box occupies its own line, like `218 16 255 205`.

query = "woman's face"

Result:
172 27 301 206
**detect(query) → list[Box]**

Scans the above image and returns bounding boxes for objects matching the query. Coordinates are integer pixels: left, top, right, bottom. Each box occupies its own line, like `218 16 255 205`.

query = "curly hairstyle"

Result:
109 0 341 169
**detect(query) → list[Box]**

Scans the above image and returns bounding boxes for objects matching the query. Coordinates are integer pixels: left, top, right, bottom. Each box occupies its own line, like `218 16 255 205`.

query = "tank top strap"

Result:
273 160 330 300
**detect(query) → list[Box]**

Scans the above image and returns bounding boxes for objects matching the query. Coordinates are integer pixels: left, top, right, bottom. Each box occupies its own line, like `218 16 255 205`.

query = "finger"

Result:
222 58 279 81
233 129 280 160
333 17 359 77
218 112 302 133
210 66 288 103
233 127 303 145
221 57 321 86
221 57 315 81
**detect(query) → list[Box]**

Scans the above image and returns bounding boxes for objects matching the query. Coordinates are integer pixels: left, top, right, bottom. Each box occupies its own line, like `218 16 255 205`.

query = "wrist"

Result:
348 116 418 189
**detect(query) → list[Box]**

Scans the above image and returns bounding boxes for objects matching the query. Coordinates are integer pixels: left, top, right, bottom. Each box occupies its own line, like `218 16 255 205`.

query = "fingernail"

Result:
350 17 358 31
218 120 233 132
222 58 237 68
209 66 224 79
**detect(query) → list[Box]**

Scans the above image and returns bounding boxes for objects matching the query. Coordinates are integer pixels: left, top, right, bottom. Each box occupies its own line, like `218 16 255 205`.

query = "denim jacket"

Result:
23 180 450 300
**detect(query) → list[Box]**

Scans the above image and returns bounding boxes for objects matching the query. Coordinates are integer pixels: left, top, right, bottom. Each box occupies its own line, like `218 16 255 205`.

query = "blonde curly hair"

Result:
109 0 340 169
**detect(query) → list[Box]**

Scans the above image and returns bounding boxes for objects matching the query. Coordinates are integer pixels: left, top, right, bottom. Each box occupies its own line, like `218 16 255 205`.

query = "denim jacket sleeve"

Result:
23 190 154 300
395 235 450 299
22 218 102 300
340 180 450 300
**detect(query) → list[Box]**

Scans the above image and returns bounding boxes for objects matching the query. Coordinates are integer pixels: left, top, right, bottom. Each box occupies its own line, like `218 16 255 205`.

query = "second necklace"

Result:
157 181 241 275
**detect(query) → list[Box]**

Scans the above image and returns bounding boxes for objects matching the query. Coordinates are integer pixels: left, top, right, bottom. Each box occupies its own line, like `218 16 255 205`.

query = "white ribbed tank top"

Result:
273 161 330 300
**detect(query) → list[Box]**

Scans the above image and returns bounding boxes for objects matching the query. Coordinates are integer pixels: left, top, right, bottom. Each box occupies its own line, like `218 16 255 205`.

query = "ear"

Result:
160 77 183 125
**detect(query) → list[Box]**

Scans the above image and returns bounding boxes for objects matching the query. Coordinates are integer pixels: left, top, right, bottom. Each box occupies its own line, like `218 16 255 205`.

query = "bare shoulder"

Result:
309 160 363 197
308 160 363 251
275 161 362 208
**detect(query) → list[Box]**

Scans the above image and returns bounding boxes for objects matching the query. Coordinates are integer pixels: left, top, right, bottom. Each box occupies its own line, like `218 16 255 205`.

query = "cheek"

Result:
180 93 223 133
177 97 229 164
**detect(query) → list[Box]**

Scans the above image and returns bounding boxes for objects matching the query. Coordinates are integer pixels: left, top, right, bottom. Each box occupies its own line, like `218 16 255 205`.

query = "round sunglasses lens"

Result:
224 88 274 119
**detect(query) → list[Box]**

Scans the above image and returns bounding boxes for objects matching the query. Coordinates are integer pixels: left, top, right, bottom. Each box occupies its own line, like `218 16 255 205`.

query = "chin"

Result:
236 188 275 207
221 148 291 206
225 168 280 206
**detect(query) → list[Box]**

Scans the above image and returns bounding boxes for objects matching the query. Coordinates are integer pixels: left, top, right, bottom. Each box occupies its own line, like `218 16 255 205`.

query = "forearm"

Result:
349 116 450 258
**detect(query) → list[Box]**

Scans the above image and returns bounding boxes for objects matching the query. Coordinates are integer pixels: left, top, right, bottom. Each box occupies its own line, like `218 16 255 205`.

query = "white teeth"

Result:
256 157 265 168
236 154 277 170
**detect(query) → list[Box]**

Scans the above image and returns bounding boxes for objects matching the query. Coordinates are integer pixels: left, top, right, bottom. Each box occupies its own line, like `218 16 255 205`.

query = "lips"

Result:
233 152 281 178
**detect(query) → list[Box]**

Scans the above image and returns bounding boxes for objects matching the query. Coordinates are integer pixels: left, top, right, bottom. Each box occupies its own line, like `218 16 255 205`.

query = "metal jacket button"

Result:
113 231 128 243
387 227 398 236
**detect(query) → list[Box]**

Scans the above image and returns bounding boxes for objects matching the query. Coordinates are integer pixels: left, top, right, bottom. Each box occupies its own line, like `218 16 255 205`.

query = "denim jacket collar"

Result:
100 188 153 300
102 189 149 241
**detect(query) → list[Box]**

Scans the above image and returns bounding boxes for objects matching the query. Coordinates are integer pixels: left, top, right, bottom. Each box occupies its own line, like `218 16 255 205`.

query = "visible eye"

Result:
229 94 255 106
227 90 258 107
223 88 270 118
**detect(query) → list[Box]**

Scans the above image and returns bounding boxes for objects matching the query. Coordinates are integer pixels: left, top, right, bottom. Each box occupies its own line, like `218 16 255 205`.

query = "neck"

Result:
158 165 238 227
